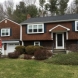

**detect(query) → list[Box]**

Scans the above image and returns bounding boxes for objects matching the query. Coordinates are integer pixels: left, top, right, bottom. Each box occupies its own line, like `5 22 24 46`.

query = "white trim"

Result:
5 20 7 23
75 21 78 31
0 18 21 26
2 41 19 43
20 26 22 41
56 33 64 49
27 24 44 34
1 28 10 36
51 32 53 40
49 24 70 32
22 41 24 46
34 41 40 46
66 32 68 40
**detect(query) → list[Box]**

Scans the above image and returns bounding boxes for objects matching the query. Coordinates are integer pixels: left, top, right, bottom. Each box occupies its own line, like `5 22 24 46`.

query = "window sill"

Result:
27 32 44 34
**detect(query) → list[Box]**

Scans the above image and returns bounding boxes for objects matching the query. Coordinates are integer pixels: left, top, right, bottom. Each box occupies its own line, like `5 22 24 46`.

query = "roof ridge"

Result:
28 13 78 19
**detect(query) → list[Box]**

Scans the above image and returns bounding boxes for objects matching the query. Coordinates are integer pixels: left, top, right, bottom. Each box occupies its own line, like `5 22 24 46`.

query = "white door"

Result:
56 33 64 49
2 44 4 55
7 43 19 55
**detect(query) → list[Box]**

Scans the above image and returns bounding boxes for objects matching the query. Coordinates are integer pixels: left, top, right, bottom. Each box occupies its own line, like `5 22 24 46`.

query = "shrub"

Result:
19 54 25 59
47 50 52 57
24 54 32 59
8 51 19 59
15 46 26 54
25 45 43 55
44 52 78 65
34 48 50 60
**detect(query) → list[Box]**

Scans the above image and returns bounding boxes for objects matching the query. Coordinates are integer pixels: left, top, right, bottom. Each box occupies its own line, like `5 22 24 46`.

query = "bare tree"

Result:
22 0 36 5
66 0 77 14
0 3 5 20
4 0 14 19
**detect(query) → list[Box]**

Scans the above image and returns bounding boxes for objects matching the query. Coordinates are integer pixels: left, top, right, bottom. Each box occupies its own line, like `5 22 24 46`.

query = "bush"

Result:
8 51 19 59
45 52 78 65
34 48 50 60
15 46 26 54
25 45 44 55
19 54 25 59
47 50 52 57
24 54 32 59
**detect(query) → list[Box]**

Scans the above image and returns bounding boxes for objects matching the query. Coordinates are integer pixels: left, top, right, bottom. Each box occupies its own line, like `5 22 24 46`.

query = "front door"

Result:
56 33 64 49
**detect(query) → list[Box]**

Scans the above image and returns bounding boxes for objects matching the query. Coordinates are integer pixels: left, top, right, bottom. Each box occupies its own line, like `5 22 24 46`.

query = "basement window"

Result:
34 41 40 46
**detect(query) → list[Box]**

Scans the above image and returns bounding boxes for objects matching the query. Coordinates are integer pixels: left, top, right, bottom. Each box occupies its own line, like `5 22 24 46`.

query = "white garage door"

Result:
7 43 19 55
1 43 19 55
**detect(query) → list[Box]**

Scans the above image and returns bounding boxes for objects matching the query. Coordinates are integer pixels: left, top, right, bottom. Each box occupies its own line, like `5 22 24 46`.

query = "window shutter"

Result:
0 29 1 36
40 41 42 46
72 22 75 31
26 26 27 34
44 23 46 33
10 28 12 36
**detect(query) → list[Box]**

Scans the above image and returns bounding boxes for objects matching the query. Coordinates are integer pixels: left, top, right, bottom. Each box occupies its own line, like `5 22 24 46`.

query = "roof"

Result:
49 25 70 32
0 18 21 26
21 14 78 25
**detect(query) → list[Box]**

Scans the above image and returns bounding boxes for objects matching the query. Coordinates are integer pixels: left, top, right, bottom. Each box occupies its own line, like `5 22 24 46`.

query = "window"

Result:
1 28 10 36
27 24 44 34
34 41 40 46
75 21 78 31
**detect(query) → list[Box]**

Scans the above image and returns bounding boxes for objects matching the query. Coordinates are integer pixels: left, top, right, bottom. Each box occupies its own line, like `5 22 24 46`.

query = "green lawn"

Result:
0 59 78 78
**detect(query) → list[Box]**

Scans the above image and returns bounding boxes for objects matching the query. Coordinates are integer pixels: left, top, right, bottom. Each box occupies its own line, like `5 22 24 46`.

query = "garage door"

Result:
7 43 19 55
1 43 19 55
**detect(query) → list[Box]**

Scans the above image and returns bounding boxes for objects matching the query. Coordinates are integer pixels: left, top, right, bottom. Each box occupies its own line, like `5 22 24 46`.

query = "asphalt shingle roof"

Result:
21 14 78 24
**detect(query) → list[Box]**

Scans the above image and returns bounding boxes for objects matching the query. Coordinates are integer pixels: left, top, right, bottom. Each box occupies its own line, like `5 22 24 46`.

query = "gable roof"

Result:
49 25 70 32
21 14 78 25
0 18 21 26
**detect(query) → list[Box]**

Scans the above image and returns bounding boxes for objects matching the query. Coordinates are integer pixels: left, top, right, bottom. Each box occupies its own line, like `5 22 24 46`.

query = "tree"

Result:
73 0 78 13
22 0 36 5
57 0 69 15
45 3 50 16
66 2 76 14
48 0 58 16
4 0 14 19
66 0 78 14
39 0 46 17
13 1 38 23
26 4 38 17
13 1 27 23
0 3 5 21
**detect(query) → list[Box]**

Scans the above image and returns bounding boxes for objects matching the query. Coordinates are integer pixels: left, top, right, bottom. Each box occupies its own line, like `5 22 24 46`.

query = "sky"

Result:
0 0 73 8
0 0 73 5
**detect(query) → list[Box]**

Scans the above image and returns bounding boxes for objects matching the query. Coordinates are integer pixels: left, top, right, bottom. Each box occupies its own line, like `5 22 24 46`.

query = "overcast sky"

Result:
0 0 73 3
0 0 73 6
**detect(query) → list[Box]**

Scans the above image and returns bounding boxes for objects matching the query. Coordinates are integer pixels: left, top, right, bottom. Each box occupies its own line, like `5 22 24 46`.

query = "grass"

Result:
44 53 78 65
0 58 78 78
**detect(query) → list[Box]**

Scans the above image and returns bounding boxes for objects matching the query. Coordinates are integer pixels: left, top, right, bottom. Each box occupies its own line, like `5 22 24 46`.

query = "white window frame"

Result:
75 21 78 31
34 41 40 46
27 24 44 34
1 28 10 36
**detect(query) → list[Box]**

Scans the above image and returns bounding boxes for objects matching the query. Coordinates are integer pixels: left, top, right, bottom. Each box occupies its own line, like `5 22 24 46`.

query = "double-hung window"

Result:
27 24 44 34
1 28 10 36
75 21 78 31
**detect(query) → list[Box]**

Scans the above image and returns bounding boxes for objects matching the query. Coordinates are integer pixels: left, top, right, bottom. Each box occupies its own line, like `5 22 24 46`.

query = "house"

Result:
0 18 20 55
20 14 78 52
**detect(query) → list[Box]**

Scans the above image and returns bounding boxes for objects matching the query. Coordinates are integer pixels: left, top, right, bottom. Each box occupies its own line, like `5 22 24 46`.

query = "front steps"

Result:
53 49 66 54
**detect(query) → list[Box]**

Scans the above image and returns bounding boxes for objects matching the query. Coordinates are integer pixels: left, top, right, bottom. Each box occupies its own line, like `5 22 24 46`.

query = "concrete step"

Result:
53 49 66 54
